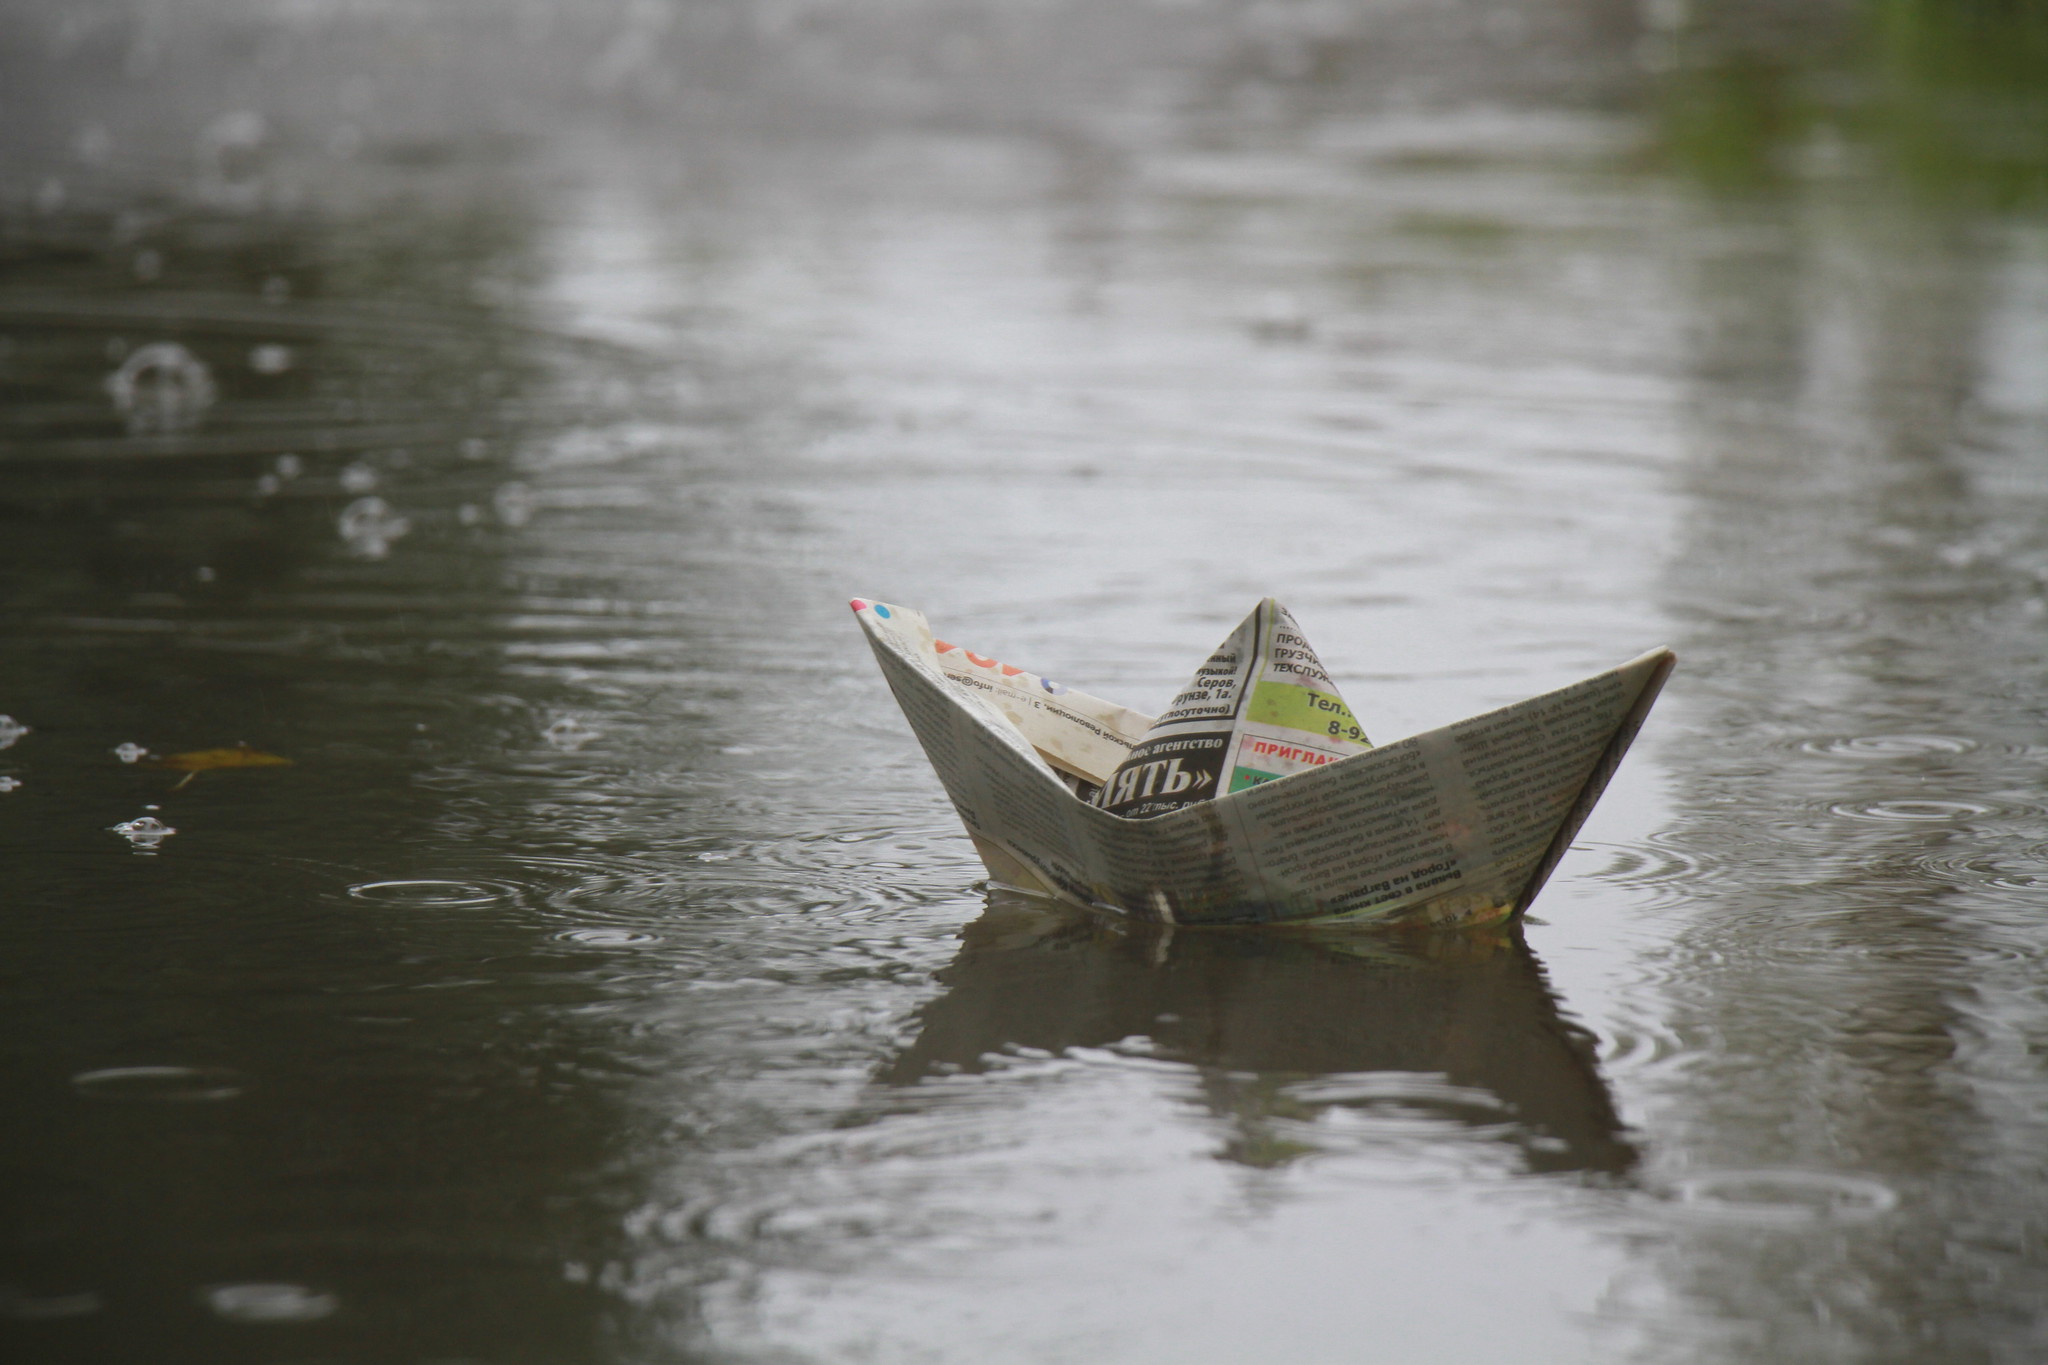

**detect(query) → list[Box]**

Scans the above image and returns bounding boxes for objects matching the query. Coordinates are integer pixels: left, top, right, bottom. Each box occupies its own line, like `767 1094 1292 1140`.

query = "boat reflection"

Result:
882 892 1636 1177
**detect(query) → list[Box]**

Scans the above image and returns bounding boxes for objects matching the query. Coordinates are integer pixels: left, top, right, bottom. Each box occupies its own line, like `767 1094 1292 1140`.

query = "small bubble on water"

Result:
460 437 489 460
695 851 731 863
0 715 30 749
254 473 282 497
34 177 65 214
195 565 216 583
339 461 378 493
0 777 21 793
105 341 215 435
248 342 292 374
132 248 162 282
337 496 410 559
493 481 536 527
110 815 176 849
144 804 160 812
113 742 148 763
275 452 303 479
201 1282 337 1324
262 275 291 302
457 502 483 526
542 716 598 751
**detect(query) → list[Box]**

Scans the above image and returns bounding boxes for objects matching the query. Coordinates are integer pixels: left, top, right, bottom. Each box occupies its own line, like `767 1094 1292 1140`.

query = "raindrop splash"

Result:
493 481 537 527
0 715 24 749
0 777 21 793
113 743 148 763
194 110 270 210
542 716 598 751
337 496 410 559
110 815 176 850
105 342 216 435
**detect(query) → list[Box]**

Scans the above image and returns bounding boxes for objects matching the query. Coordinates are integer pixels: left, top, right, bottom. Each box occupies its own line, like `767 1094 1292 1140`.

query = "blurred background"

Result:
3 2 2047 1361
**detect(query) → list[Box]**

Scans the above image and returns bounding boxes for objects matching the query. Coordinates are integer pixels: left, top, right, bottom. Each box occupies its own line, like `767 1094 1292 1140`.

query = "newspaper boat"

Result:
852 598 1674 929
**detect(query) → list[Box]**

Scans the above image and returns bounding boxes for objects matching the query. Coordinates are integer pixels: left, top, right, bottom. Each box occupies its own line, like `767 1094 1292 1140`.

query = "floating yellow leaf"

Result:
148 745 293 773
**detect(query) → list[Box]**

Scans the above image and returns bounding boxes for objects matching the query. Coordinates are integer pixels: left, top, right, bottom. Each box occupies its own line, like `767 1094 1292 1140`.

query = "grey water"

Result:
3 2 2048 1361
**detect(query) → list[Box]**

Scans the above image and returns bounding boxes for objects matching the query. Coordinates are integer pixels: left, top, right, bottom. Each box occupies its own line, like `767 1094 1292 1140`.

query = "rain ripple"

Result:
340 852 678 923
1662 1169 1899 1226
0 1288 103 1321
347 878 520 908
1581 832 1723 905
1796 734 1980 760
200 1281 339 1324
1828 798 1999 823
71 1065 246 1102
1913 846 2048 895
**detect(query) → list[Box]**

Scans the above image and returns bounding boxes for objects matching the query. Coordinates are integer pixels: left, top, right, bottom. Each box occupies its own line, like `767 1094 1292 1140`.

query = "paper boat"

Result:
853 599 1673 929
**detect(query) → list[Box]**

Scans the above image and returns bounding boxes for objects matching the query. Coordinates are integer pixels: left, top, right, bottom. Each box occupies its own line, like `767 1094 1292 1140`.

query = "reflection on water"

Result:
883 895 1636 1177
2 0 2048 1361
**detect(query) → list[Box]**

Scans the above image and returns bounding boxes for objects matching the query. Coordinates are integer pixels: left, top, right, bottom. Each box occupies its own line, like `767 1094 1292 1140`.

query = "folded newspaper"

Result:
852 597 1673 929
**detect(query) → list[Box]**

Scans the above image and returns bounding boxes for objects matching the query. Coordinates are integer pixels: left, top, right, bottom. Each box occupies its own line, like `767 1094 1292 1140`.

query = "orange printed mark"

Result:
965 653 997 668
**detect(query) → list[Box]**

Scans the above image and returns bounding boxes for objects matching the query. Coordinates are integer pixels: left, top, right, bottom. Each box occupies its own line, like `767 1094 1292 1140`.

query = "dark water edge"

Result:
4 2 2048 1362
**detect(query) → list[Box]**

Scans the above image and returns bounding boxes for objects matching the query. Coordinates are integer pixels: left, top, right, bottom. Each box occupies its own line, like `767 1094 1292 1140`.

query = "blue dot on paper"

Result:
874 604 892 618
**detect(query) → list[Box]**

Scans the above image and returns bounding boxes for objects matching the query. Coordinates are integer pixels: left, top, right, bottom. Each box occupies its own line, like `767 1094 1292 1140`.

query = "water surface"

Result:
4 2 2048 1361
